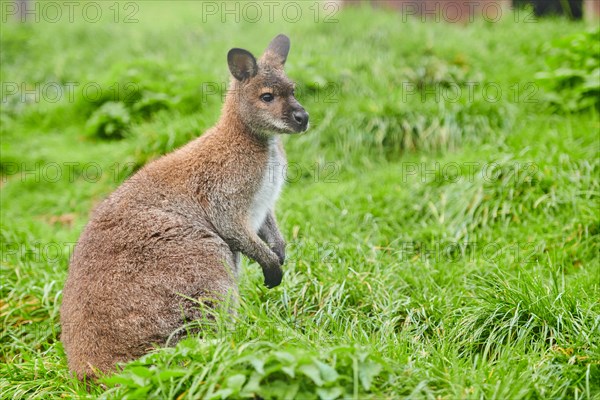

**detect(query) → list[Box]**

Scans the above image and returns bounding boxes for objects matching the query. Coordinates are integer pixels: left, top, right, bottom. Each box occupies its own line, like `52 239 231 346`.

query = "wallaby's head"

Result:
227 34 309 135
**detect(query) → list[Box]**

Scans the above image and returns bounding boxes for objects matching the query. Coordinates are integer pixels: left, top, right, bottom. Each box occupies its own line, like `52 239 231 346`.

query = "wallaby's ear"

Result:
261 34 290 68
227 48 258 81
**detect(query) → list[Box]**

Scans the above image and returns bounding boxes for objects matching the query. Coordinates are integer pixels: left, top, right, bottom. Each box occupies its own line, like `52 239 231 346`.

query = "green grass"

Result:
1 2 599 399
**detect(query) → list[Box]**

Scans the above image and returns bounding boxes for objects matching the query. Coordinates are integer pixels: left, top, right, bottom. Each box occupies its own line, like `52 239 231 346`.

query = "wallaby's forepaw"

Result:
262 252 283 288
271 242 286 266
263 266 283 288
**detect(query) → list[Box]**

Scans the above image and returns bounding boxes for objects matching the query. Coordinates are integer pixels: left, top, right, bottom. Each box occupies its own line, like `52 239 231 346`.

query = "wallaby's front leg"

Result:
219 222 283 288
258 211 286 265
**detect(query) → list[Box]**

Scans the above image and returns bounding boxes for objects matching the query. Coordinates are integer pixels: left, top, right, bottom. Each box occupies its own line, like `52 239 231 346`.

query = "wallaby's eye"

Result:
260 93 274 103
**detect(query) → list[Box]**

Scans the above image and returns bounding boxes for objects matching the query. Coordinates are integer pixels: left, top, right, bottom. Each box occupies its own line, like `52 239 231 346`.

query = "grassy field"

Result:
1 1 599 399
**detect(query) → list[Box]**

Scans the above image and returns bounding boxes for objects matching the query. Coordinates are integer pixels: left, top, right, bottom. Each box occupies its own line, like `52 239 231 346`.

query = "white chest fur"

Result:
249 138 286 232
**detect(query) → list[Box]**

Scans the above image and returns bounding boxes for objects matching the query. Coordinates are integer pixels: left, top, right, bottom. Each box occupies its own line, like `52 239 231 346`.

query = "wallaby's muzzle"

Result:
292 109 309 132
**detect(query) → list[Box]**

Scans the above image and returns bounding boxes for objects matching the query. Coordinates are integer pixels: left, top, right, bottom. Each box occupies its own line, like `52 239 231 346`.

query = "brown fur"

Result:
60 34 308 379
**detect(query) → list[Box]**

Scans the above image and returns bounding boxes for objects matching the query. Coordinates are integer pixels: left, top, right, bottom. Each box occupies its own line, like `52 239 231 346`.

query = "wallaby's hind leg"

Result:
62 234 239 379
153 233 240 341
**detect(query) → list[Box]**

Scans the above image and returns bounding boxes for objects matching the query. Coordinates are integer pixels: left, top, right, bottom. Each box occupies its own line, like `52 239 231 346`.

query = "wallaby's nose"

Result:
292 110 309 130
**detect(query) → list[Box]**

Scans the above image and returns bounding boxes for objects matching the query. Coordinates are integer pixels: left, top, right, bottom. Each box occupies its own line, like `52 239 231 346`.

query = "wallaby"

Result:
60 34 309 380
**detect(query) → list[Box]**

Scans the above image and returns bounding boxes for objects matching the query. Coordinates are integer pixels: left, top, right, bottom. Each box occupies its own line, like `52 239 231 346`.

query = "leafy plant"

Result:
85 101 131 139
101 340 387 399
536 28 600 112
